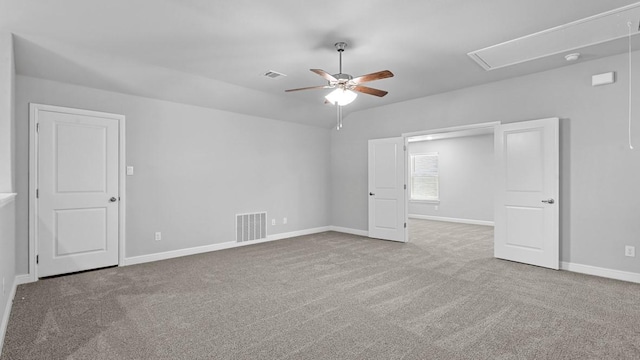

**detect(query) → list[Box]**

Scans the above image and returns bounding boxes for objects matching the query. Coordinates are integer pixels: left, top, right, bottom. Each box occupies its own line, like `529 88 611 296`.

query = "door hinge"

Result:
36 123 39 133
36 255 39 264
36 189 39 198
404 145 406 151
404 222 407 228
404 184 407 190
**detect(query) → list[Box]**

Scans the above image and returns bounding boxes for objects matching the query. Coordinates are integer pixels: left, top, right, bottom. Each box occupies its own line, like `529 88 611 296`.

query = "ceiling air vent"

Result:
263 70 287 79
468 3 640 71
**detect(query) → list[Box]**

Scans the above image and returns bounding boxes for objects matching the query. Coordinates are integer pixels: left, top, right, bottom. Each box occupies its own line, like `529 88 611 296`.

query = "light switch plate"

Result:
126 166 134 176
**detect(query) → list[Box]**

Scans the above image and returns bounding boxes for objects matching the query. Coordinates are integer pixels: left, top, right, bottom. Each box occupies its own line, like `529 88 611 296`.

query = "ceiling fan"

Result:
285 42 394 129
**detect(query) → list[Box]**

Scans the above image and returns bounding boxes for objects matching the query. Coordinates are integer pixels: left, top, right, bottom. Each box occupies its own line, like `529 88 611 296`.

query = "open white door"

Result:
494 118 559 269
33 104 122 277
368 137 406 242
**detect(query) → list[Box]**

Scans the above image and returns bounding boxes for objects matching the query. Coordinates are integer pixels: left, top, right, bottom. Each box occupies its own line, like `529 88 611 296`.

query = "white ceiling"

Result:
1 0 639 127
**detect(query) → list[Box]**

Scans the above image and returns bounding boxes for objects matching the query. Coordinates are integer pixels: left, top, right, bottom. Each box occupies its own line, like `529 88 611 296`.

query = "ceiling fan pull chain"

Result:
336 105 343 130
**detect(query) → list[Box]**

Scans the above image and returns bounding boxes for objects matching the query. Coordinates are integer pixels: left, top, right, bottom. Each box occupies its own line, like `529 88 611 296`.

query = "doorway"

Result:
29 104 126 280
406 126 495 228
405 124 496 260
399 118 560 270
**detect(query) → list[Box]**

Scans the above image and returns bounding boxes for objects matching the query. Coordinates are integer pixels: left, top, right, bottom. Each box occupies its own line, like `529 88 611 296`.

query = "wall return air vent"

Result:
236 212 267 243
468 3 640 71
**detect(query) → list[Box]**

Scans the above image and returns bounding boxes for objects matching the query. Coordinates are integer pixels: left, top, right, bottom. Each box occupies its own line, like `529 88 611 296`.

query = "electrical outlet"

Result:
155 232 162 241
625 245 635 257
434 205 439 211
271 219 276 226
283 217 287 224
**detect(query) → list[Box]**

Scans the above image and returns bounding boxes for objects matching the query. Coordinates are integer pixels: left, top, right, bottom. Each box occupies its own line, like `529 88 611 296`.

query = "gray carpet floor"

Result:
2 219 640 359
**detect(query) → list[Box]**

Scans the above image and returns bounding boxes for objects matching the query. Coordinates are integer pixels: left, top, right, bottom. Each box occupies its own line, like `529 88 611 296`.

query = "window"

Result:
410 153 439 201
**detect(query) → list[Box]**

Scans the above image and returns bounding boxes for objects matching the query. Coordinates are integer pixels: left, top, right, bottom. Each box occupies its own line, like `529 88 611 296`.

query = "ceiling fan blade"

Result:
310 69 338 82
353 85 388 97
285 85 332 92
351 70 394 84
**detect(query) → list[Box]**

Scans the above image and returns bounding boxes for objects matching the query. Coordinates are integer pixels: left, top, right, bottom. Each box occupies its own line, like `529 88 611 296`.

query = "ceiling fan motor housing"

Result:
331 73 354 89
333 73 353 81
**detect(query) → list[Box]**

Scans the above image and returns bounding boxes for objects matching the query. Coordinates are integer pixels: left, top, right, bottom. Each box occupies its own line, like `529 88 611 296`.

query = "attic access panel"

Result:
468 3 640 71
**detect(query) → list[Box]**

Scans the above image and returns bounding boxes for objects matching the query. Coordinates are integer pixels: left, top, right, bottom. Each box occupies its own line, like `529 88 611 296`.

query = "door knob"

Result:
369 192 375 196
109 197 117 203
541 199 554 204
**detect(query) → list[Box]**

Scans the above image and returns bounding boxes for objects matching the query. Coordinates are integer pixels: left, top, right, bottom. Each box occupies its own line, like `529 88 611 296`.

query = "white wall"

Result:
14 76 332 273
0 33 14 192
332 51 640 275
408 134 493 222
0 32 16 353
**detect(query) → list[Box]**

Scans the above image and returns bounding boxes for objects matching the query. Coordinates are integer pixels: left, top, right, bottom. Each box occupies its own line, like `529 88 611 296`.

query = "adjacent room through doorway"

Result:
406 126 495 253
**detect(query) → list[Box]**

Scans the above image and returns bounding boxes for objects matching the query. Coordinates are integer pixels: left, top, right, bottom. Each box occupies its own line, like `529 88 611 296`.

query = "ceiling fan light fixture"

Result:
325 88 358 106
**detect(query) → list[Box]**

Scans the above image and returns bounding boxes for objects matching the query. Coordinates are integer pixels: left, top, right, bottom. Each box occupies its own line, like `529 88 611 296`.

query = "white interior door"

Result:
36 105 121 277
494 118 559 269
368 137 406 242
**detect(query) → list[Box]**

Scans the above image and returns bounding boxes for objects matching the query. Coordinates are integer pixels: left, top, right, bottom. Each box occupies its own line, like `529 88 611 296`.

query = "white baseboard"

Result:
409 214 494 227
561 262 640 284
123 226 330 267
0 275 20 355
14 274 32 285
328 226 369 237
267 226 330 241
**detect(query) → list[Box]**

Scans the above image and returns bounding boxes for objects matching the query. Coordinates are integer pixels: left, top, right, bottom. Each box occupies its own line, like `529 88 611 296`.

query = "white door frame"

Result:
401 122 500 242
28 103 127 281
